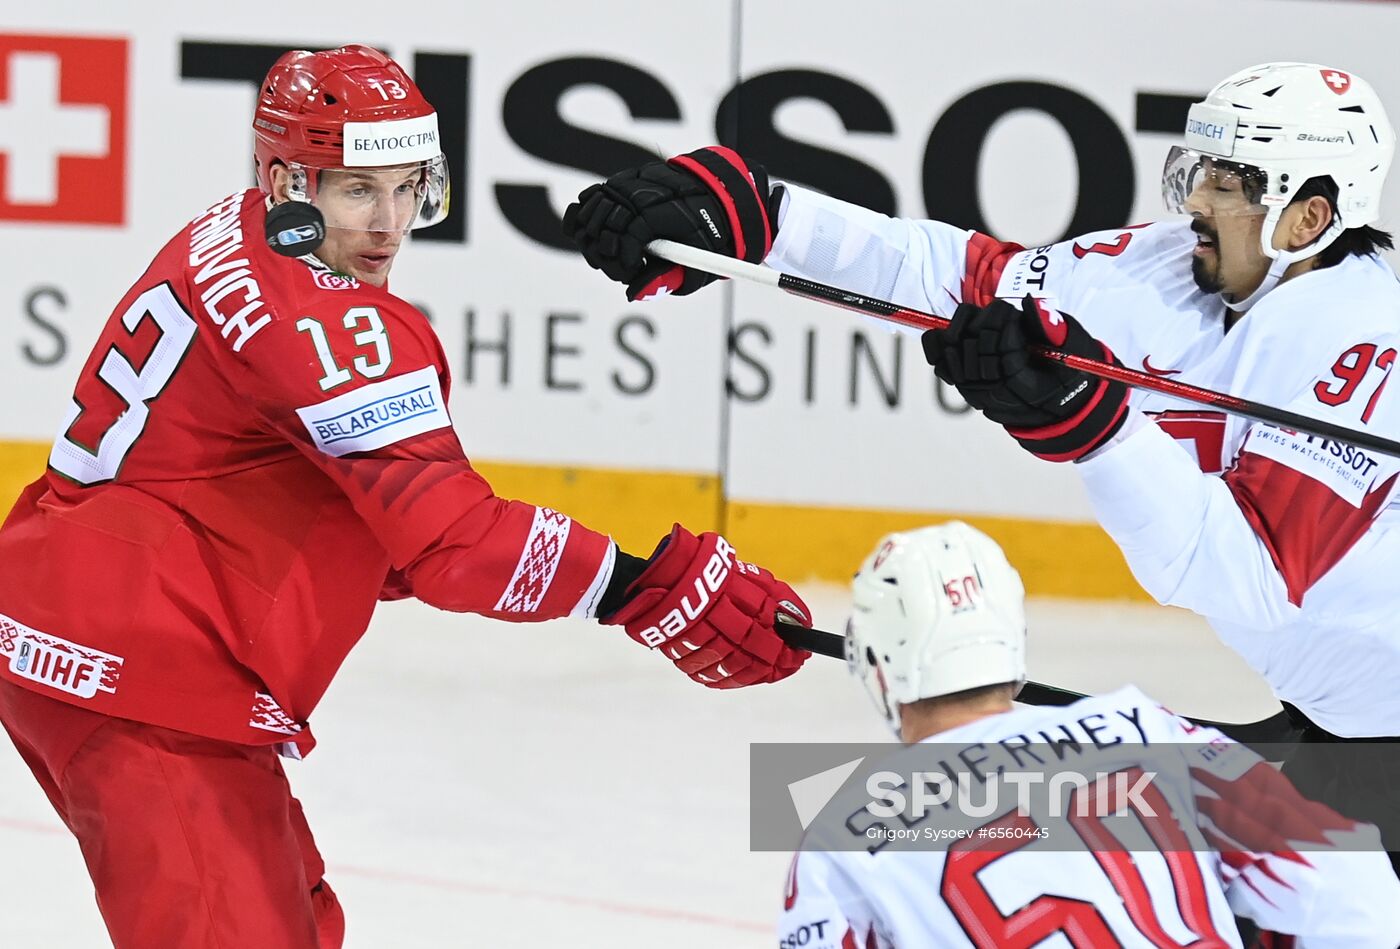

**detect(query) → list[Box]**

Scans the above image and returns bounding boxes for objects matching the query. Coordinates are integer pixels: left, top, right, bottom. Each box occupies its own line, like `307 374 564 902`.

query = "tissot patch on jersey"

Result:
1244 425 1386 506
1 613 123 699
295 365 451 457
997 244 1056 298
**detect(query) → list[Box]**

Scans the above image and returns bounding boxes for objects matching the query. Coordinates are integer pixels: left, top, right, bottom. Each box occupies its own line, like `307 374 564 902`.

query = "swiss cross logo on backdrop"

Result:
0 35 127 224
1321 69 1352 95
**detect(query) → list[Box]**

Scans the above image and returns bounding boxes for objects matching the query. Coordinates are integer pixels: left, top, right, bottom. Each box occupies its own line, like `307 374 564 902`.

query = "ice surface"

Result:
0 585 1279 947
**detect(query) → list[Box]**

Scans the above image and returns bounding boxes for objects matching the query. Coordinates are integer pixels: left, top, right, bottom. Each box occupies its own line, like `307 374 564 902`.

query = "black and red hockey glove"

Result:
562 146 778 301
599 525 811 689
922 295 1129 462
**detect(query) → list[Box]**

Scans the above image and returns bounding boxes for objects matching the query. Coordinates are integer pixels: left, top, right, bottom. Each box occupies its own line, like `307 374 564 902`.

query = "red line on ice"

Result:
0 818 768 933
333 864 770 932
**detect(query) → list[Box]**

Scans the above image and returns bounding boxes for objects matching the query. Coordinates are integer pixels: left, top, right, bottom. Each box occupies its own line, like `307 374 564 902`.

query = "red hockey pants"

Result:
0 678 344 948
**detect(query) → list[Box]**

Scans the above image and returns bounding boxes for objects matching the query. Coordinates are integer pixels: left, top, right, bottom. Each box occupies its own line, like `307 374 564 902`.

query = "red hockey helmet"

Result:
253 46 449 232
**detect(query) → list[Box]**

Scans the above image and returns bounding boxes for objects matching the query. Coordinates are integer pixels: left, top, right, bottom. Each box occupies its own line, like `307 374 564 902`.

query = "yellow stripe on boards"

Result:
725 499 1149 600
0 441 1147 600
469 459 722 557
0 441 47 514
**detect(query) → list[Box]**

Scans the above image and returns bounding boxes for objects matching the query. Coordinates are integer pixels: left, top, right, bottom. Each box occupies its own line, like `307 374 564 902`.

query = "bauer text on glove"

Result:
600 524 811 688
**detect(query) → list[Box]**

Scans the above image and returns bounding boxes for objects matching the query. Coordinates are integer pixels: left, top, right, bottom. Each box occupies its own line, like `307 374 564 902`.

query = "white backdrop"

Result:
4 0 1400 522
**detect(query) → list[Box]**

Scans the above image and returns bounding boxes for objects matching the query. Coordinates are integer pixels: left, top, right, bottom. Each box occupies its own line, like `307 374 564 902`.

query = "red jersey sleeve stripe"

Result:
1224 451 1397 607
494 507 572 614
960 232 1025 306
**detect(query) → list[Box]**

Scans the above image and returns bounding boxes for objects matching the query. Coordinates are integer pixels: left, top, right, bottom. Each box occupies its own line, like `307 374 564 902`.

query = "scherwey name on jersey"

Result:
841 705 1154 851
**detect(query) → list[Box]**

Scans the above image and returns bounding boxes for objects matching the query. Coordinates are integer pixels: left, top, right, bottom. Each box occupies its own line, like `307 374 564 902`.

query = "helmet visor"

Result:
292 155 450 233
1161 145 1271 217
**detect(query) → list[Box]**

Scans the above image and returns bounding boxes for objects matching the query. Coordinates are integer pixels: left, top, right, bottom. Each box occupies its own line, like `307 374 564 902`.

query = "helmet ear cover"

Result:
264 200 326 258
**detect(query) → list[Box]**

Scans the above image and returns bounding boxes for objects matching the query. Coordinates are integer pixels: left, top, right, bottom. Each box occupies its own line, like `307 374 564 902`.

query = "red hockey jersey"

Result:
0 190 615 751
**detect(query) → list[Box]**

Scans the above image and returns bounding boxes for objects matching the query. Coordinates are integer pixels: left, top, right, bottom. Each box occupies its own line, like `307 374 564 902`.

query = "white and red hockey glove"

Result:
602 524 812 688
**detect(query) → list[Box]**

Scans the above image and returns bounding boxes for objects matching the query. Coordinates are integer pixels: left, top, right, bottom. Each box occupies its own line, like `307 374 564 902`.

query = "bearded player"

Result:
564 63 1400 868
0 46 810 948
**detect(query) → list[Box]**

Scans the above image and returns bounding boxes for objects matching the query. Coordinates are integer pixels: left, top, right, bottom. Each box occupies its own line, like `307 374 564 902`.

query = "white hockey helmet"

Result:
1162 63 1395 310
846 522 1026 736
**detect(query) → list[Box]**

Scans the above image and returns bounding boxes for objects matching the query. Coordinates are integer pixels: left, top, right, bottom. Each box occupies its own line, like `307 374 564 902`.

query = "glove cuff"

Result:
606 526 735 641
595 547 651 622
767 183 788 231
1007 377 1130 461
668 147 773 263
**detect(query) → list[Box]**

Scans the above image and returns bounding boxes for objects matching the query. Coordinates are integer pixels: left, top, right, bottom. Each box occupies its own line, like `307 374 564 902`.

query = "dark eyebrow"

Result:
337 172 418 186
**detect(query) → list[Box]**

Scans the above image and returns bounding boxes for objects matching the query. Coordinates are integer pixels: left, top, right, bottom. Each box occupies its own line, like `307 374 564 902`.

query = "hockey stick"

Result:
776 620 1300 751
648 239 1400 461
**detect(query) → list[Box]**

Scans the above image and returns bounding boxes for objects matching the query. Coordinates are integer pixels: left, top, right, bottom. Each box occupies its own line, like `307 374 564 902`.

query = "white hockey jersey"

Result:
777 686 1400 949
768 186 1400 736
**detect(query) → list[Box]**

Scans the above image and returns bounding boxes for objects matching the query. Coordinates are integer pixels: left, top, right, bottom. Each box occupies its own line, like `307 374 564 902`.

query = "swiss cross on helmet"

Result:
1162 62 1396 310
253 45 449 234
1320 69 1352 95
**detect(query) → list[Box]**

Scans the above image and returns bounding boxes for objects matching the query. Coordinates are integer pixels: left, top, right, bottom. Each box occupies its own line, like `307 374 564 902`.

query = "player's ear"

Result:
267 162 292 205
1281 195 1334 252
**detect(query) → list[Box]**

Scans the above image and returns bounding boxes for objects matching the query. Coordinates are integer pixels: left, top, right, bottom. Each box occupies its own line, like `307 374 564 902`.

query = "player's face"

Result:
1181 159 1270 298
312 166 423 287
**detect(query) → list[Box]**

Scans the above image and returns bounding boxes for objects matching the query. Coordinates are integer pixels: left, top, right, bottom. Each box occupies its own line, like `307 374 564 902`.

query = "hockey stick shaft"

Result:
775 620 1298 748
649 239 1400 460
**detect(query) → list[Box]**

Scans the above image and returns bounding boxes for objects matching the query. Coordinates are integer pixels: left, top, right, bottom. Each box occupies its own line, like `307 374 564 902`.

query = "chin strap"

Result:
1223 252 1292 313
1224 209 1345 314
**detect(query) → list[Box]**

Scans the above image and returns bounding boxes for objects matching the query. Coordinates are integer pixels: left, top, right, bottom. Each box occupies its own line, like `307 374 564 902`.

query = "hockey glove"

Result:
922 295 1129 462
562 146 778 302
602 524 811 688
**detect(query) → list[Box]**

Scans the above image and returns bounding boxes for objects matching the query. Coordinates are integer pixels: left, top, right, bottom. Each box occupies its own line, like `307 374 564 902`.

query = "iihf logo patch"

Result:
1 614 124 700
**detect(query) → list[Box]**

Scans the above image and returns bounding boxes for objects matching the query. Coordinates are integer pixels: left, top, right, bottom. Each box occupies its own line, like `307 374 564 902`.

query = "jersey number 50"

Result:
941 767 1230 948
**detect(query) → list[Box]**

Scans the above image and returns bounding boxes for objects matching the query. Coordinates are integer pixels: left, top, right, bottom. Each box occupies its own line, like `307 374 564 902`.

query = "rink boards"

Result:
2 0 1399 596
